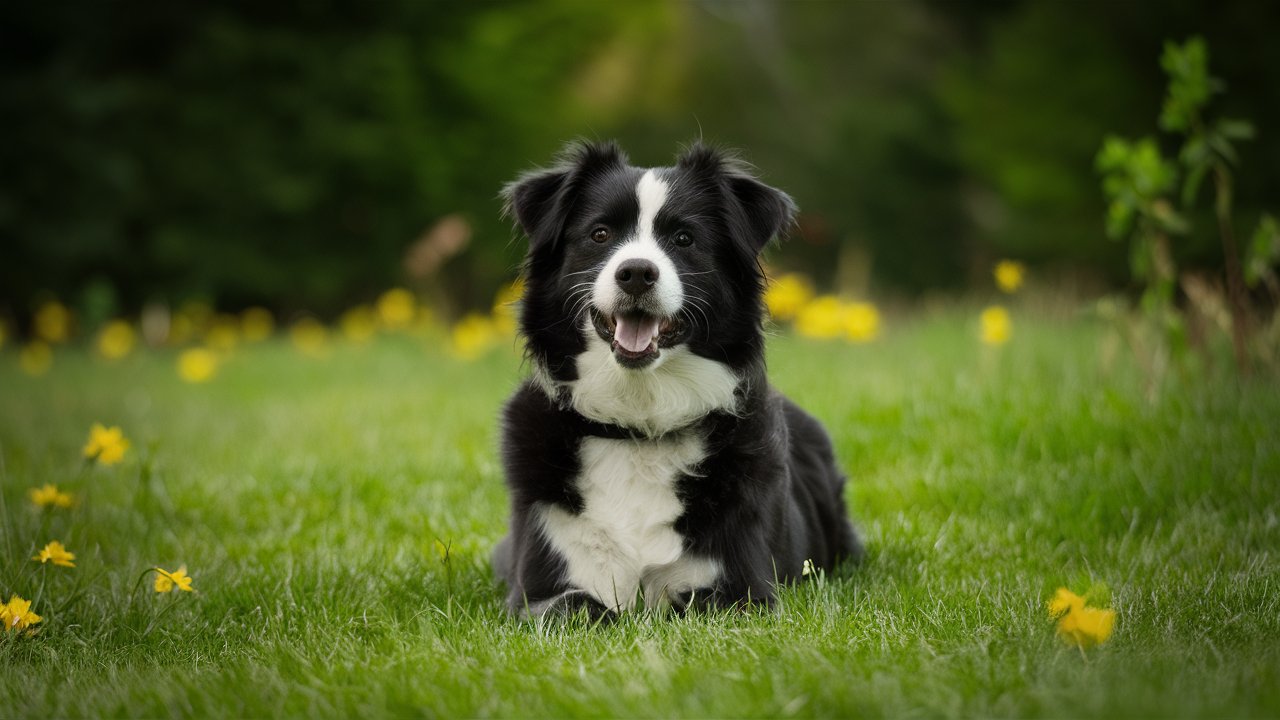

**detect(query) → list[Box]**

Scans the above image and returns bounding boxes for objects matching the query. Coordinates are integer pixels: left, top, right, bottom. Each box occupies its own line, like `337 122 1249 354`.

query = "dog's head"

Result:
503 141 795 380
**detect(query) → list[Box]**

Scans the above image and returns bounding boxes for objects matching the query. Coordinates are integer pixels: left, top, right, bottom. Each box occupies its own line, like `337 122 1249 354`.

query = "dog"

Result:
492 140 861 619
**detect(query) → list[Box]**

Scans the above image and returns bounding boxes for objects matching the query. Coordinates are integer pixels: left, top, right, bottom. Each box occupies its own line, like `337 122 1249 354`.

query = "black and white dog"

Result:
492 141 861 618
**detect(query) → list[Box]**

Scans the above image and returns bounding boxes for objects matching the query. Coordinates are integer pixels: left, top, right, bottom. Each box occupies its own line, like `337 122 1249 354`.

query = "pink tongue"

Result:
614 315 660 353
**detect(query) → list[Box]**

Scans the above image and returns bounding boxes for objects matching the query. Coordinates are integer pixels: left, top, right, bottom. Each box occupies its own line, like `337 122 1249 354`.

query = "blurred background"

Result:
3 0 1278 327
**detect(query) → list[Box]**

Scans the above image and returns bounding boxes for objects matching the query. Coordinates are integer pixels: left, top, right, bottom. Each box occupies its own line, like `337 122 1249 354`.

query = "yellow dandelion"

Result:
28 483 74 509
97 319 137 360
290 318 330 357
492 279 525 336
83 423 130 465
204 314 240 352
34 301 71 343
1048 587 1086 618
492 278 525 315
1048 587 1115 649
765 273 815 321
19 341 53 376
843 302 881 343
1 595 42 632
339 305 378 344
994 260 1026 294
794 296 845 339
33 541 76 568
177 347 219 383
980 306 1012 345
376 288 417 330
154 565 194 593
240 307 275 342
450 314 498 360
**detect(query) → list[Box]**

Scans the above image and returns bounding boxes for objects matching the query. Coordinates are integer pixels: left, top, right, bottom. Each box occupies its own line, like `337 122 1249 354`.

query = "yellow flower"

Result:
1048 587 1115 648
994 260 1026 293
28 483 74 509
1057 605 1116 648
794 296 845 339
83 423 130 465
240 307 275 342
980 306 1012 345
34 301 71 343
1048 587 1086 618
19 341 53 376
339 305 378 344
492 279 525 336
1 595 42 632
765 273 815 321
154 565 194 593
177 347 219 383
843 302 881 343
376 288 417 330
450 314 498 359
97 320 137 360
33 541 76 568
290 318 330 357
204 314 240 352
493 278 525 315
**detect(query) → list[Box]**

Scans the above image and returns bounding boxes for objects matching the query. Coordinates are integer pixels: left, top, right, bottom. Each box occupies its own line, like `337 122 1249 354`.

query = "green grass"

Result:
2 305 1279 718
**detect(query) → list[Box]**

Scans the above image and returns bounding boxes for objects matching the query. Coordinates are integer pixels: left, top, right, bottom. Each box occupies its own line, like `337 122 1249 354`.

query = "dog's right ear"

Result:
502 141 627 252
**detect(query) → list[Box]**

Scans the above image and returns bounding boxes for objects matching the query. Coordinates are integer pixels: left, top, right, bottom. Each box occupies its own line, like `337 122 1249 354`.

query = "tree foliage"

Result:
3 0 1279 320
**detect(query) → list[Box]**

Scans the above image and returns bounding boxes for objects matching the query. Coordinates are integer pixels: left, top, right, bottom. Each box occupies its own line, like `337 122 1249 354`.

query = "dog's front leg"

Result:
521 589 615 622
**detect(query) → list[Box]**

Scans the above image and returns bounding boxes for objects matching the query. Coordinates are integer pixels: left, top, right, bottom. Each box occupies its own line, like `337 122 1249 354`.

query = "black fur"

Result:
494 141 861 617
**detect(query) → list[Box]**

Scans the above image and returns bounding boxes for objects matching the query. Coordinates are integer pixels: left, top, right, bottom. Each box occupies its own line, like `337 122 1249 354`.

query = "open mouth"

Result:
592 309 687 368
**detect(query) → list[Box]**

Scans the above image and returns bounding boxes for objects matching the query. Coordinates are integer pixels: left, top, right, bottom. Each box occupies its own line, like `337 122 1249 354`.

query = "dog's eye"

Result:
673 230 693 247
590 227 611 243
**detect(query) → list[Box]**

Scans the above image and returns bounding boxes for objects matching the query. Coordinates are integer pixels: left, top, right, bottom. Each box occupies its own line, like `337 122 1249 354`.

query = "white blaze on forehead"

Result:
592 170 683 319
636 169 668 243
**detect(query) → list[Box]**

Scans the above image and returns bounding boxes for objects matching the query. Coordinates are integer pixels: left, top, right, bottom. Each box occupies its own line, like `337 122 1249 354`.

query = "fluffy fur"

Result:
493 140 861 618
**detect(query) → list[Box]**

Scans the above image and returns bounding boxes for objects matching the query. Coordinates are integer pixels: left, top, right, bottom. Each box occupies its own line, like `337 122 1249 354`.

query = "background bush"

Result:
3 0 1279 321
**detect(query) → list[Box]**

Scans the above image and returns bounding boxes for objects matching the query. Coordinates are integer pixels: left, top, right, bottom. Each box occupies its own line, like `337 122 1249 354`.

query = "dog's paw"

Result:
522 589 616 624
668 587 723 615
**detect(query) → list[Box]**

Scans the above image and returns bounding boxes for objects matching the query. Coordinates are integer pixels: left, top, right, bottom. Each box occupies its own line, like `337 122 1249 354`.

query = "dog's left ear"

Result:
678 143 796 253
727 173 797 253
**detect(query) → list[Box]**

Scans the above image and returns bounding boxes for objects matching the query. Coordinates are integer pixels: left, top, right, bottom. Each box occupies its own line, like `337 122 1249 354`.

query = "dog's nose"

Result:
615 259 659 297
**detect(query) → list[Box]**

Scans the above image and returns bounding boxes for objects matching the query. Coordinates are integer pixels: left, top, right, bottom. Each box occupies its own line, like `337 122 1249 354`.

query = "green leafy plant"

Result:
1096 136 1186 313
1098 36 1277 376
1245 214 1280 300
1159 37 1256 372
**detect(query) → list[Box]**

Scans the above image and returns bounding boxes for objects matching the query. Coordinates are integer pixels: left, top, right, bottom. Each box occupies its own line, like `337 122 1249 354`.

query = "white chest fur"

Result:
566 329 741 436
536 434 722 610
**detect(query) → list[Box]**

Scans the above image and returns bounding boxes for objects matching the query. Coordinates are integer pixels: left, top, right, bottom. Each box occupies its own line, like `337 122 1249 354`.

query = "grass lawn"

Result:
2 304 1279 718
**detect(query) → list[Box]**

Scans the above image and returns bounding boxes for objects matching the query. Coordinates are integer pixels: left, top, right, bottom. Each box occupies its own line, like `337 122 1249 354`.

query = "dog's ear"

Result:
677 142 796 253
727 173 797 253
502 141 627 252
